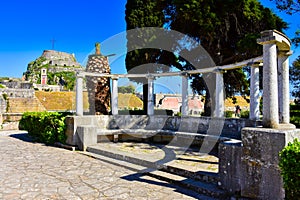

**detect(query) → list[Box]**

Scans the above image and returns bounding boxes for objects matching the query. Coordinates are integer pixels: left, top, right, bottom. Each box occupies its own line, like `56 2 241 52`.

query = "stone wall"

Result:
0 89 35 98
47 67 83 73
0 95 6 113
0 81 33 89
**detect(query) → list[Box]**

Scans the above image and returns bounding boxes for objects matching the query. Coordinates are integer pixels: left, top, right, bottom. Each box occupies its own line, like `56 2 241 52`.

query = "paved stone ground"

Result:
0 130 215 200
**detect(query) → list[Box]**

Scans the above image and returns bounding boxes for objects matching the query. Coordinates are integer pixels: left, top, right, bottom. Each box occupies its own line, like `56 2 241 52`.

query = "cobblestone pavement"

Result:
0 131 211 200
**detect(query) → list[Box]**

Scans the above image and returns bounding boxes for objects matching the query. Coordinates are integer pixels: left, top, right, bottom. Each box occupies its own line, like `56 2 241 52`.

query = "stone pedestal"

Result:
240 127 300 199
86 55 111 115
219 140 242 195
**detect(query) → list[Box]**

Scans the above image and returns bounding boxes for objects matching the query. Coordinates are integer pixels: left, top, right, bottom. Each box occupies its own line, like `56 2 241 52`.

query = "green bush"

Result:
279 139 300 199
19 111 69 144
240 110 250 118
290 116 300 128
225 110 234 118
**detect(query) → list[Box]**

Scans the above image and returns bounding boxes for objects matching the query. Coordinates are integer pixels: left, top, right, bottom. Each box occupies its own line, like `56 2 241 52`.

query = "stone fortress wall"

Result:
0 88 35 98
42 50 82 68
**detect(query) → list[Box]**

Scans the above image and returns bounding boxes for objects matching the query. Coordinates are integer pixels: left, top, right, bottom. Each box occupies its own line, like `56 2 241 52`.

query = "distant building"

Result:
41 68 47 85
155 94 204 115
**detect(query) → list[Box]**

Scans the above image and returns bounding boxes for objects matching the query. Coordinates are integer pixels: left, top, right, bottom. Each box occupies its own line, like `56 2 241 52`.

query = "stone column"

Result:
250 64 260 120
111 77 119 115
278 51 292 124
76 75 84 116
147 75 154 115
262 42 279 128
181 73 189 116
213 70 224 118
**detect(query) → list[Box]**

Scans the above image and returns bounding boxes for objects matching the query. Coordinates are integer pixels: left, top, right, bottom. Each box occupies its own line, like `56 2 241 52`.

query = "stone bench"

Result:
77 125 231 151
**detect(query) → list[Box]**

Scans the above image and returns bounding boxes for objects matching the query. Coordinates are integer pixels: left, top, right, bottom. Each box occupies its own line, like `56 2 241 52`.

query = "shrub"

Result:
279 139 300 199
240 110 250 118
290 116 300 128
225 110 234 118
19 111 69 144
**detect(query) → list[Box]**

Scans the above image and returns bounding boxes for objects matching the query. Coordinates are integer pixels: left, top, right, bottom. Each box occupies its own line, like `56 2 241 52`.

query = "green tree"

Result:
125 0 287 115
290 57 300 99
118 85 136 94
271 0 300 14
270 0 300 46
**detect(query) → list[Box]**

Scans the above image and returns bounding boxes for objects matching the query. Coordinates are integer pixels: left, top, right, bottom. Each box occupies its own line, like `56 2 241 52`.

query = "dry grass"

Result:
118 93 143 109
35 91 143 111
225 96 250 109
35 91 89 111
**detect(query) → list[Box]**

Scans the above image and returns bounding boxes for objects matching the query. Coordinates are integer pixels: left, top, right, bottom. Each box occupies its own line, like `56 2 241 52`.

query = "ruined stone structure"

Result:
85 43 111 115
41 50 82 68
72 30 300 199
24 50 83 85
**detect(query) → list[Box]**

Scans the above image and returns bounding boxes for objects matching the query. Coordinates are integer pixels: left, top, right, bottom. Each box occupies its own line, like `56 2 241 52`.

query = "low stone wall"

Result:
2 113 23 122
0 81 33 89
219 127 300 199
0 89 35 98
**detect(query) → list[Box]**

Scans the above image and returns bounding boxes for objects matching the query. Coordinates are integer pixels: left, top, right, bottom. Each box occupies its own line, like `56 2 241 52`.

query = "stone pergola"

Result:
76 30 294 128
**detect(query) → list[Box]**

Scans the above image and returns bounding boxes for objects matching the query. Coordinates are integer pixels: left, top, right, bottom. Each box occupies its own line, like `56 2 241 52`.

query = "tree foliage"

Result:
118 85 136 94
271 0 300 14
290 57 300 99
125 0 287 114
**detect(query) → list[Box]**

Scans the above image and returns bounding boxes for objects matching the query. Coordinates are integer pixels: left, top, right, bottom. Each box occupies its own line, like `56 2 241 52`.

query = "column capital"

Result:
146 74 154 80
181 72 189 77
278 50 293 57
112 76 119 80
257 30 291 51
213 68 226 74
76 72 85 78
248 61 262 68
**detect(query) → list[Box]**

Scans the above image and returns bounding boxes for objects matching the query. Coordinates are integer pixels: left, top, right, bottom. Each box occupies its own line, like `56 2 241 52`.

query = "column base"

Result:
277 123 296 130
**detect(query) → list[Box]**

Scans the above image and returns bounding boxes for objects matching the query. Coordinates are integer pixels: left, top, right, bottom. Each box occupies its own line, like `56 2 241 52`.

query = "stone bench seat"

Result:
95 128 230 144
77 124 232 151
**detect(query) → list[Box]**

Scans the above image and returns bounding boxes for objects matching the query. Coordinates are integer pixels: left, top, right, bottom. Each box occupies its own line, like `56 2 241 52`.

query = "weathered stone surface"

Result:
240 127 300 199
77 125 97 151
0 131 204 199
218 140 242 195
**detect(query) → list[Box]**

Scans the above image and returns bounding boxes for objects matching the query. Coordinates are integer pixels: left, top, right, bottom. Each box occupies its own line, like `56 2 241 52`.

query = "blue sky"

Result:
0 0 299 83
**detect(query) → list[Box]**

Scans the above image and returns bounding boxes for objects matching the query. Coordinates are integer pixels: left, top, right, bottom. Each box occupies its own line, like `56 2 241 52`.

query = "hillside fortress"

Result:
41 50 82 68
23 50 84 90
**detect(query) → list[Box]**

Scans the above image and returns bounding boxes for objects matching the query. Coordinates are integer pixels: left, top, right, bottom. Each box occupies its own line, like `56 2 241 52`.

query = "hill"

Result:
23 50 84 90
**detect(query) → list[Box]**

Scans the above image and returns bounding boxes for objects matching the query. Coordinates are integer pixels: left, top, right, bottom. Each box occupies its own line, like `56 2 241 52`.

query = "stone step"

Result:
87 145 219 184
80 151 227 199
